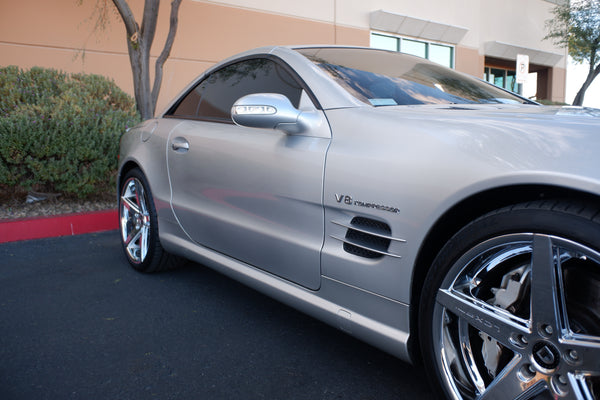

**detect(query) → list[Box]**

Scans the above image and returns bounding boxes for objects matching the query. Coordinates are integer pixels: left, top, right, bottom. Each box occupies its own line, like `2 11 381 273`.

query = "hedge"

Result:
0 66 140 198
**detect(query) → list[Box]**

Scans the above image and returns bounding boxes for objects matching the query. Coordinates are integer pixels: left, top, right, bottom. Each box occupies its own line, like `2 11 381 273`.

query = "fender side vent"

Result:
343 217 392 259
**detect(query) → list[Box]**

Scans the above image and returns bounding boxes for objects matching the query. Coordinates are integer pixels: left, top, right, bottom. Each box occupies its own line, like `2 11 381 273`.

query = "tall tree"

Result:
81 0 183 119
545 0 600 106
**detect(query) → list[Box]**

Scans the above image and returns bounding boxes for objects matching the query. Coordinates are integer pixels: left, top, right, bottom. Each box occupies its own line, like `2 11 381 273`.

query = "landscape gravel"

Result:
0 194 117 220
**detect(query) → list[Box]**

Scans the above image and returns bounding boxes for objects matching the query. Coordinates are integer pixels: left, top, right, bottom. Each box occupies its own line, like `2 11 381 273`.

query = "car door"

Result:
166 57 329 290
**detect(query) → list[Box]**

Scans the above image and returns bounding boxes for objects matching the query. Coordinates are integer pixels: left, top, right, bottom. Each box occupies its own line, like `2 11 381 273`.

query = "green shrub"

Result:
0 66 140 198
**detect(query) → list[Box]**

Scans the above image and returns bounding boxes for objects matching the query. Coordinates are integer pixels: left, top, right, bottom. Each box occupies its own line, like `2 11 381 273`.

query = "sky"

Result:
566 57 600 108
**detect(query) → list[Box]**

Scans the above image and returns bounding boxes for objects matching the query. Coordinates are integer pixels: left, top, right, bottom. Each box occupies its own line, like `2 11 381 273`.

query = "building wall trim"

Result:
369 10 468 44
484 41 564 67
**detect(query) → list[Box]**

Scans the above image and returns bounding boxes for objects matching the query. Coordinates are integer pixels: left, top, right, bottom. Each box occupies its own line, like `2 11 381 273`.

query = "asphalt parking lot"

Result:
0 231 434 400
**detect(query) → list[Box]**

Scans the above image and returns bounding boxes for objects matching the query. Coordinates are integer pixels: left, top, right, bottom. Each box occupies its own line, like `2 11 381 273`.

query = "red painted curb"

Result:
0 209 118 243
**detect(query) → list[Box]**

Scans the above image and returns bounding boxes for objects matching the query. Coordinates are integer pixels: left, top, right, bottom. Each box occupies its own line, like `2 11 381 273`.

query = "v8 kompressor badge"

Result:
335 194 400 214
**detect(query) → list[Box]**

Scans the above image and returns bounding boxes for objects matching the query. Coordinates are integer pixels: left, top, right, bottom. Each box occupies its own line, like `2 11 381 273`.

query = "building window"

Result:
402 39 427 59
484 67 518 93
370 33 454 68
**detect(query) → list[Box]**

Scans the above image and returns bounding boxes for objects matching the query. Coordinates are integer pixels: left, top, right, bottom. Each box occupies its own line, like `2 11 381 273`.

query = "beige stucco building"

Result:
1 0 568 113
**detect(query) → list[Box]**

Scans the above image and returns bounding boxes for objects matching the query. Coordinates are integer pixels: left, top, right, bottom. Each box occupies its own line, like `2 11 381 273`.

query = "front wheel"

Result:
420 200 600 399
119 168 180 272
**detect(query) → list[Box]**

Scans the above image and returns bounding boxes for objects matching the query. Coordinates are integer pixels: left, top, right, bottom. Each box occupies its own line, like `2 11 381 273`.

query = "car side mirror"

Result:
231 93 317 135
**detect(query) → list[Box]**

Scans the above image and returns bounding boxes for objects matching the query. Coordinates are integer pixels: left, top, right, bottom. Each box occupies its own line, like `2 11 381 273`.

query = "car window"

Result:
296 47 532 106
171 58 303 121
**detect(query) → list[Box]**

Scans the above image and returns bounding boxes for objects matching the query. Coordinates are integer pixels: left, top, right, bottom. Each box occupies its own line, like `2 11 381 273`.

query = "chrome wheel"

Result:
433 233 600 399
120 176 151 264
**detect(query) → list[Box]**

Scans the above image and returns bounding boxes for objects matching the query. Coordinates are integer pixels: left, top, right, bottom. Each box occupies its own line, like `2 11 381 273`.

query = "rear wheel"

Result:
420 200 600 399
119 168 180 272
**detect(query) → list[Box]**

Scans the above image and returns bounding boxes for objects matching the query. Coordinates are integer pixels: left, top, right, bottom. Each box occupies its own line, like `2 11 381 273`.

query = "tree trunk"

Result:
572 62 600 106
112 0 181 120
126 41 154 120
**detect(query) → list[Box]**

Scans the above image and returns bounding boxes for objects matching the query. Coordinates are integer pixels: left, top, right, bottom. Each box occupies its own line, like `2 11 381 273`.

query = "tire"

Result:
118 168 181 272
419 200 600 400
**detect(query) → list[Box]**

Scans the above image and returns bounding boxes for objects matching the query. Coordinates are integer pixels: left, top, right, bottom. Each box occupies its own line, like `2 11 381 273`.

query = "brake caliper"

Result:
481 265 530 378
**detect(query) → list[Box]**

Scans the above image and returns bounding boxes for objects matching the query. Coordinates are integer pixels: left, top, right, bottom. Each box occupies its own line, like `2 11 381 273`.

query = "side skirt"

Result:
160 229 412 362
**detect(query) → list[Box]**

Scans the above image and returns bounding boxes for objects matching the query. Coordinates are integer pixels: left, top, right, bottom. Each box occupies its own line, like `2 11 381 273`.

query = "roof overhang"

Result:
484 41 564 67
370 10 468 44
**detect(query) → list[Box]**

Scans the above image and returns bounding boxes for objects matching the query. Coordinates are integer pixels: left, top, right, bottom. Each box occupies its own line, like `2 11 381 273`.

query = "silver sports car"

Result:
118 46 600 399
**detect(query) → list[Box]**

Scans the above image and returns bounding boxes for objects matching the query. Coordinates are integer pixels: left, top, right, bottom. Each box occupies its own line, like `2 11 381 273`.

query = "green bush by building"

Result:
0 66 140 199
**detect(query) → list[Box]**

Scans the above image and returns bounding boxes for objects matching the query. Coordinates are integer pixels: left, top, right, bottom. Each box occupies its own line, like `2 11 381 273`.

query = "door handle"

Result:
171 137 189 153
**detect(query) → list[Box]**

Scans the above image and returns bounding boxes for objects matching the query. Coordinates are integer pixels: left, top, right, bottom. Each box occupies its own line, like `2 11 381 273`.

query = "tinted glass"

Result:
172 85 203 117
297 47 531 106
172 58 303 121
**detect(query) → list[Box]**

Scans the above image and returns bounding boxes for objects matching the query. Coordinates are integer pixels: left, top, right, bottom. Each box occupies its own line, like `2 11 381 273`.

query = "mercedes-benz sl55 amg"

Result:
118 46 600 399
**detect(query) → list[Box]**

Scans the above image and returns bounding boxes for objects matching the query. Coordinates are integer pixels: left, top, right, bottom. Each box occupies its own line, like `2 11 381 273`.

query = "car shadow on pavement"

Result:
0 231 434 400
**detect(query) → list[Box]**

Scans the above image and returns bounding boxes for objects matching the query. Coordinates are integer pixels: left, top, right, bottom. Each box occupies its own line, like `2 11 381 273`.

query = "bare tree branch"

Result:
152 0 182 112
140 0 159 52
111 0 137 37
80 0 181 119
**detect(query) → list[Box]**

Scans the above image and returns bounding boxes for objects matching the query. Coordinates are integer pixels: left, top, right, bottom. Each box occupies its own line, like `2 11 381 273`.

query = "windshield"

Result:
296 47 532 106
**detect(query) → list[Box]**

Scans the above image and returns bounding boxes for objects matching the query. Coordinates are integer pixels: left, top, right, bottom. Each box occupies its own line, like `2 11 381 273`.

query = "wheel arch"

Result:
117 160 143 194
407 183 600 359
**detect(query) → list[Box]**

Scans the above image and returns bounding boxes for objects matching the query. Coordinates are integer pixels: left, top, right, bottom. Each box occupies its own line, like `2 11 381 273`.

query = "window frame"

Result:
484 66 519 93
370 31 455 69
165 54 321 123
